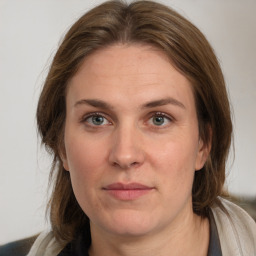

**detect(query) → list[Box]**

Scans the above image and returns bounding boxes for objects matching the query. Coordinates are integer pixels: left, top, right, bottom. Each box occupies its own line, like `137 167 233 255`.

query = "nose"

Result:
108 124 145 169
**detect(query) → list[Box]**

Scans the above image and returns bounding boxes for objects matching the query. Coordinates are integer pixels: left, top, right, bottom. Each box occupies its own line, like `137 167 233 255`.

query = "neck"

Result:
89 211 209 256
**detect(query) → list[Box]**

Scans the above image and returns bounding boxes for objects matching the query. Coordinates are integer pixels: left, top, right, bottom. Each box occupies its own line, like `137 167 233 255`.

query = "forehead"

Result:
67 43 195 110
73 43 172 79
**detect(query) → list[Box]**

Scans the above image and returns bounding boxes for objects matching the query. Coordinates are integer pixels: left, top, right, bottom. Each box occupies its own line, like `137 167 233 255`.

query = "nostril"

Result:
108 140 145 169
129 162 138 167
111 160 140 169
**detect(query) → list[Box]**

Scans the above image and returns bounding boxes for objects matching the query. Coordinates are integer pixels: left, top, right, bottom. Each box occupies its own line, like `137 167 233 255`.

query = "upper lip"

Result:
103 182 153 190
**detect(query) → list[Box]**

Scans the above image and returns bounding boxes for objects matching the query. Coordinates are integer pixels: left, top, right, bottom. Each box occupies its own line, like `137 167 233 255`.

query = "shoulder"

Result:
26 230 64 256
211 197 256 255
0 235 38 256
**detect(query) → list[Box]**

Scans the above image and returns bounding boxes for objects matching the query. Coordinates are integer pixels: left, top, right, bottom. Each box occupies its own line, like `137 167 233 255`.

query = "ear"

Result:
59 142 70 172
62 157 70 172
195 127 212 171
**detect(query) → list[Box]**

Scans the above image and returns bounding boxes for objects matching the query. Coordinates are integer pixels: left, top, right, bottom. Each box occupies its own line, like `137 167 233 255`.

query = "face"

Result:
62 44 209 238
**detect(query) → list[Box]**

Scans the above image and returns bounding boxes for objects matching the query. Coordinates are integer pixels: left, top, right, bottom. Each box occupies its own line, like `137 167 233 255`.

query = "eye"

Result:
148 112 172 127
83 113 111 126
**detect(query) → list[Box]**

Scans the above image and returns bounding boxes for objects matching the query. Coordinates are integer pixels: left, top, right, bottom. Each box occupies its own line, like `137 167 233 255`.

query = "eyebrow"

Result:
142 97 185 109
74 97 185 110
74 99 113 109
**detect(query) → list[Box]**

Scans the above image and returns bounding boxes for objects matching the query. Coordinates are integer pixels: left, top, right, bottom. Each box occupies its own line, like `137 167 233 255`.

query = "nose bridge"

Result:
109 121 144 169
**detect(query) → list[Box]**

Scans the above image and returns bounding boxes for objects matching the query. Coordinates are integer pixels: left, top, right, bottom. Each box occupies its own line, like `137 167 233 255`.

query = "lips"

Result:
105 182 152 190
103 182 154 200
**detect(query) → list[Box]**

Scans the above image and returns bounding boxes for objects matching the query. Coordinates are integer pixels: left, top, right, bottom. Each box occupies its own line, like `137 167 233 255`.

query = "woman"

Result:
25 0 256 255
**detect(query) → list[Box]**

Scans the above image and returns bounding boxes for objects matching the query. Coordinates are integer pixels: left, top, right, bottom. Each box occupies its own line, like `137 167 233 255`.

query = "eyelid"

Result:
79 111 174 128
153 111 172 118
146 111 174 127
80 112 112 125
150 111 174 121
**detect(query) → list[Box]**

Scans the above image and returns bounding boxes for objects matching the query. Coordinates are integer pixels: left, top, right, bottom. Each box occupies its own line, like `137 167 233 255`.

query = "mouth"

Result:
103 182 154 201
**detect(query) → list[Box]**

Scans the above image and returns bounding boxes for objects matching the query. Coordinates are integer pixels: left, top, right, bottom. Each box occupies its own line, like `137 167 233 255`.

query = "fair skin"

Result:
62 44 210 256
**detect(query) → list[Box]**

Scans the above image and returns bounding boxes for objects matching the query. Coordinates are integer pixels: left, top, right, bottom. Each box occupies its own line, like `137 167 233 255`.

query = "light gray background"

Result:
0 0 255 244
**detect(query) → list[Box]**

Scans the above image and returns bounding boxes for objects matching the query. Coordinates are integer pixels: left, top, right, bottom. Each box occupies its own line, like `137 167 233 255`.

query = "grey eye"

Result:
83 113 111 127
152 116 165 126
91 115 105 125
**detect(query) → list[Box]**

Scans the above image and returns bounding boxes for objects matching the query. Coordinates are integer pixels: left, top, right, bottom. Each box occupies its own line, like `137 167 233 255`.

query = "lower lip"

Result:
104 189 153 201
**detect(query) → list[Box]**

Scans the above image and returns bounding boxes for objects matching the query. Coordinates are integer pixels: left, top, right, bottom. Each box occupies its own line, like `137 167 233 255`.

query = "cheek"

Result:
151 136 198 191
65 132 107 172
64 135 108 215
64 134 109 196
153 134 199 169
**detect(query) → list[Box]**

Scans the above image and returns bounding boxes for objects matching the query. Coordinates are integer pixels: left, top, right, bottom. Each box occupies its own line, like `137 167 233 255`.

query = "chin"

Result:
96 209 159 237
108 224 154 238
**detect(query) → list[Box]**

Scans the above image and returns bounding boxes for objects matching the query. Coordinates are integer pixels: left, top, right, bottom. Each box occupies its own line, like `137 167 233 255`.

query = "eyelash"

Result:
147 112 173 127
80 112 111 127
80 111 173 128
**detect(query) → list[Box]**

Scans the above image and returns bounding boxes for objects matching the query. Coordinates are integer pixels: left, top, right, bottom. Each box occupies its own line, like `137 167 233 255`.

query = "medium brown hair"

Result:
37 0 232 244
